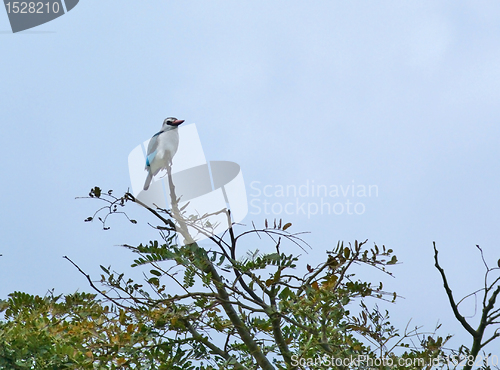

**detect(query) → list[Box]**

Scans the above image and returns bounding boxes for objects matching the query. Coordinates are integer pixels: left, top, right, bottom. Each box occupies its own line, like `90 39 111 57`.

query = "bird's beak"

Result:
172 119 185 125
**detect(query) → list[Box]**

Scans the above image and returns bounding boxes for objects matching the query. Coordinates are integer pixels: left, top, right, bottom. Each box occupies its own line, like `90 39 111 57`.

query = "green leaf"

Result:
387 255 398 265
90 186 101 198
217 254 226 266
148 277 160 287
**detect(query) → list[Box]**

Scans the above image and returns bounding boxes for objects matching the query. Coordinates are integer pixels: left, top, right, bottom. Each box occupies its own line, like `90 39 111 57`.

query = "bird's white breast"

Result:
150 129 180 174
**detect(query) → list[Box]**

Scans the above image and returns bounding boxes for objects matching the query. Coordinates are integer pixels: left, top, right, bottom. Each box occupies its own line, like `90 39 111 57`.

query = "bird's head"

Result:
162 117 185 130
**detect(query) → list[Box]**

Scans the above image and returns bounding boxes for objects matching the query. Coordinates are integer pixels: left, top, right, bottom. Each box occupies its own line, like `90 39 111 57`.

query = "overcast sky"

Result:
2 1 500 354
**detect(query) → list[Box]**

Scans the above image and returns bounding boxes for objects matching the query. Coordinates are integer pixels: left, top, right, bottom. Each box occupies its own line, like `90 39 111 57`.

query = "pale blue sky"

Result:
1 1 500 353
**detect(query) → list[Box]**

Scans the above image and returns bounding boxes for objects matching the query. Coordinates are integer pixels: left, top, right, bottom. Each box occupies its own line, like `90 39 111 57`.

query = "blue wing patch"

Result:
146 150 157 168
145 131 162 168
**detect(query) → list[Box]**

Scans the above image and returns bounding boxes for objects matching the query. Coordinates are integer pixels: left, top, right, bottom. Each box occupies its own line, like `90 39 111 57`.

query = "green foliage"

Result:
5 186 496 369
0 291 194 369
78 194 449 369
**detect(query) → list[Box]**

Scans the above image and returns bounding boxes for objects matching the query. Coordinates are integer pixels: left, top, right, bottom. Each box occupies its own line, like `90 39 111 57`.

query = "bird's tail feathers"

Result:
143 172 153 191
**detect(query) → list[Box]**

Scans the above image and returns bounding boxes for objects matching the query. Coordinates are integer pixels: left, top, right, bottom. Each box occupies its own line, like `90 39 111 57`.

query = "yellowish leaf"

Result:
116 357 127 366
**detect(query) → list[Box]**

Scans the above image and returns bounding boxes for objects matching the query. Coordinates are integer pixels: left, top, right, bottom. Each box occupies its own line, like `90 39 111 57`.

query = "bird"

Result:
143 117 185 190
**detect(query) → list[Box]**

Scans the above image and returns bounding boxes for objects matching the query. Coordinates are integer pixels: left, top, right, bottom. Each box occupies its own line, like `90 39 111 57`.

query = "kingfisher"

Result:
143 117 185 190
